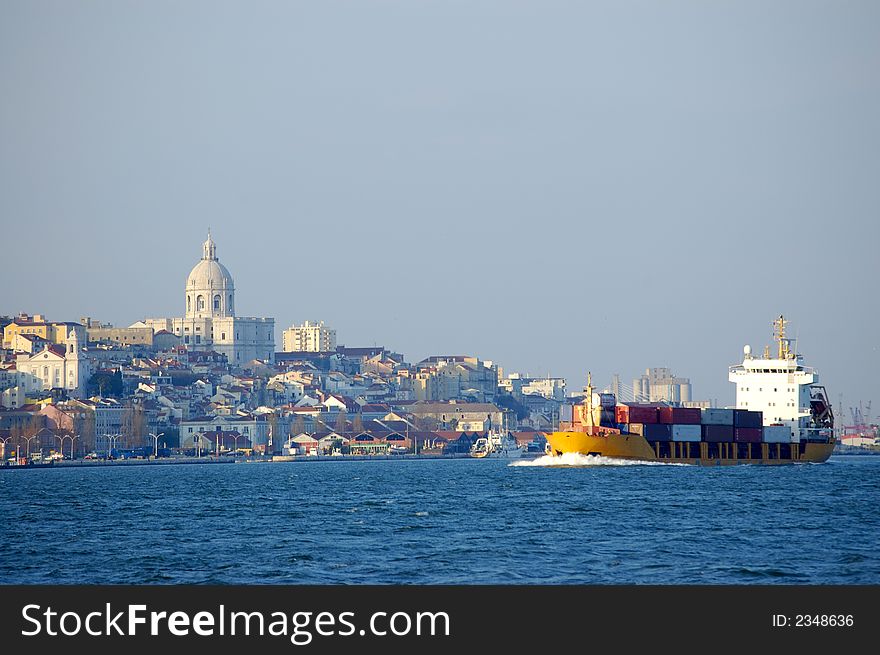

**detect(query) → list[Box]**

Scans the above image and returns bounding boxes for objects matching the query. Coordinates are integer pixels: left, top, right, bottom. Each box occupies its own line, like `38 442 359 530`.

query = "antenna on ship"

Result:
774 315 788 359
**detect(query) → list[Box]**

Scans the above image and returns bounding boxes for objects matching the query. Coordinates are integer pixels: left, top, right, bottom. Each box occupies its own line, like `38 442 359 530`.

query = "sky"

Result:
1 1 878 416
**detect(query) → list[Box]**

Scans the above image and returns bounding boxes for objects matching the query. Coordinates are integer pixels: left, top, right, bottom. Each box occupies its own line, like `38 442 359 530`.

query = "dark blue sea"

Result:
2 455 878 584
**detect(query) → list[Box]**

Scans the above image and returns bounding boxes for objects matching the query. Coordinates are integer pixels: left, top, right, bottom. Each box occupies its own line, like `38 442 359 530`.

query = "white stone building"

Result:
14 331 91 398
282 320 336 352
145 233 274 365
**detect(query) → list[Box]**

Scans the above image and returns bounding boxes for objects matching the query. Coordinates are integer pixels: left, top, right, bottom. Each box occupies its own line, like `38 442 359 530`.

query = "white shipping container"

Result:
671 424 701 441
763 425 794 443
701 408 734 425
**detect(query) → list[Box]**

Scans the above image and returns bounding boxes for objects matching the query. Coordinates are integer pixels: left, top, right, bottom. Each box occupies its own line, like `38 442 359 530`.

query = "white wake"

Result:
510 453 690 467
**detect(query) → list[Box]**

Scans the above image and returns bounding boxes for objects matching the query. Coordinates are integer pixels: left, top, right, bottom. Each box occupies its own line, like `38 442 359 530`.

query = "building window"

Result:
196 335 201 344
214 295 221 311
187 296 191 312
221 333 226 340
197 295 205 311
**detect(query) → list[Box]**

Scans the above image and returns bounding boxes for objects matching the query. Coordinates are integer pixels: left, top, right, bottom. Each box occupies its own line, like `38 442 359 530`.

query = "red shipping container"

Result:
657 406 702 425
616 405 658 424
734 427 762 443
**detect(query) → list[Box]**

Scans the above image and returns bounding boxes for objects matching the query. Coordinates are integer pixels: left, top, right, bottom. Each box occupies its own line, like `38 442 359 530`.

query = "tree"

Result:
74 410 96 457
415 416 440 432
162 427 180 448
494 392 530 421
86 370 123 397
292 415 306 436
351 413 364 434
335 411 348 434
121 401 146 449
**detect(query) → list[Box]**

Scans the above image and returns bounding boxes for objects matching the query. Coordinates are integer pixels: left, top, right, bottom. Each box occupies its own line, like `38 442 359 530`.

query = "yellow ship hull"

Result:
545 431 834 465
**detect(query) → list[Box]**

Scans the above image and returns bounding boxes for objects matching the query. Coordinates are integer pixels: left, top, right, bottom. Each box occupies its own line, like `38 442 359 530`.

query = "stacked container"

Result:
657 407 701 424
763 425 793 443
702 424 734 442
671 424 701 442
616 404 658 424
627 423 672 441
733 409 762 428
700 408 734 426
734 427 762 443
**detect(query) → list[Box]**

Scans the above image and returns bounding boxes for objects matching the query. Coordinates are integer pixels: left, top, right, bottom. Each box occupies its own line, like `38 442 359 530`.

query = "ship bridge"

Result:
728 316 832 442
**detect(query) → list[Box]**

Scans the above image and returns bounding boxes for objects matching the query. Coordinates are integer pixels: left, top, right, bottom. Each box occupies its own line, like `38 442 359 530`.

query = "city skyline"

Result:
2 1 878 409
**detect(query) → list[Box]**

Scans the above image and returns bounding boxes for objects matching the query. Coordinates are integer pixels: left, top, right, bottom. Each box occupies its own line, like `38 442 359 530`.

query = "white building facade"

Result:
145 233 274 365
282 320 336 352
14 331 91 399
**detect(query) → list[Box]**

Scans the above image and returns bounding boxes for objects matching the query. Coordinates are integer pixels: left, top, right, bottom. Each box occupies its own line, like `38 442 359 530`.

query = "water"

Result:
1 455 878 584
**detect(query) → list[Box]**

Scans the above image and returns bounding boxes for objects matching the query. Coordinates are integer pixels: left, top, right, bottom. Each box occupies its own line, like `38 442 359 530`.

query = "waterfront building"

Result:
282 320 336 353
144 233 275 365
180 412 276 452
406 400 509 432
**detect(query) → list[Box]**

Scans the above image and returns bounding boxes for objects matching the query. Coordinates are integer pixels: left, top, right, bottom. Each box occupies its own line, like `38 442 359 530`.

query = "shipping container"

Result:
671 424 701 442
644 423 672 441
701 424 734 442
658 406 702 425
700 408 734 425
763 425 794 443
600 409 616 427
626 423 645 436
616 404 658 424
734 427 762 443
599 393 617 408
733 409 763 428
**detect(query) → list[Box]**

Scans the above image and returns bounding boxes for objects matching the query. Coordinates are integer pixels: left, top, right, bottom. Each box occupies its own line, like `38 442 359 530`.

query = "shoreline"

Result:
0 452 536 470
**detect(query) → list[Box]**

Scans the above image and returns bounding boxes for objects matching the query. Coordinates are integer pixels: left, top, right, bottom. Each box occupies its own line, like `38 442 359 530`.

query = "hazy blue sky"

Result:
1 1 878 414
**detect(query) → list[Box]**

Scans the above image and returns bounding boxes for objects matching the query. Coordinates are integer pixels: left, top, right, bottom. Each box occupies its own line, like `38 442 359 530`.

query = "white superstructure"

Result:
728 316 833 443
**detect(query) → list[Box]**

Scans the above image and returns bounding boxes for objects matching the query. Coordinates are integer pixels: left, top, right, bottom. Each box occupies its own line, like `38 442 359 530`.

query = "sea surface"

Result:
1 454 878 584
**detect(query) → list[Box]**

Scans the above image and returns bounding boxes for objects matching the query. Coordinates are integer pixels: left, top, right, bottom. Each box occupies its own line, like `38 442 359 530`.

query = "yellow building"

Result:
2 314 87 350
3 314 50 348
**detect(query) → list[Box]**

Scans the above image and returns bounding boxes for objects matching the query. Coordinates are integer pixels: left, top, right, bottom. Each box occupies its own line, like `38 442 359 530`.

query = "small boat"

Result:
470 437 491 458
486 432 525 459
470 433 524 459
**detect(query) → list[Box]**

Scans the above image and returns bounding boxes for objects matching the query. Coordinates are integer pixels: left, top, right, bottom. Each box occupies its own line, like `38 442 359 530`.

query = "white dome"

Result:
187 258 234 290
185 232 235 318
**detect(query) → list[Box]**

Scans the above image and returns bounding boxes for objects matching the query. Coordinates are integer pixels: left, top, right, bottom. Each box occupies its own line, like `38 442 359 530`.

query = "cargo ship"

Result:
545 316 835 465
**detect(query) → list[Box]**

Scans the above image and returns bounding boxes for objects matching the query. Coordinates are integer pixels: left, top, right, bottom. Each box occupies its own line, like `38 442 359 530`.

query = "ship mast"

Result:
583 372 596 430
773 314 794 360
